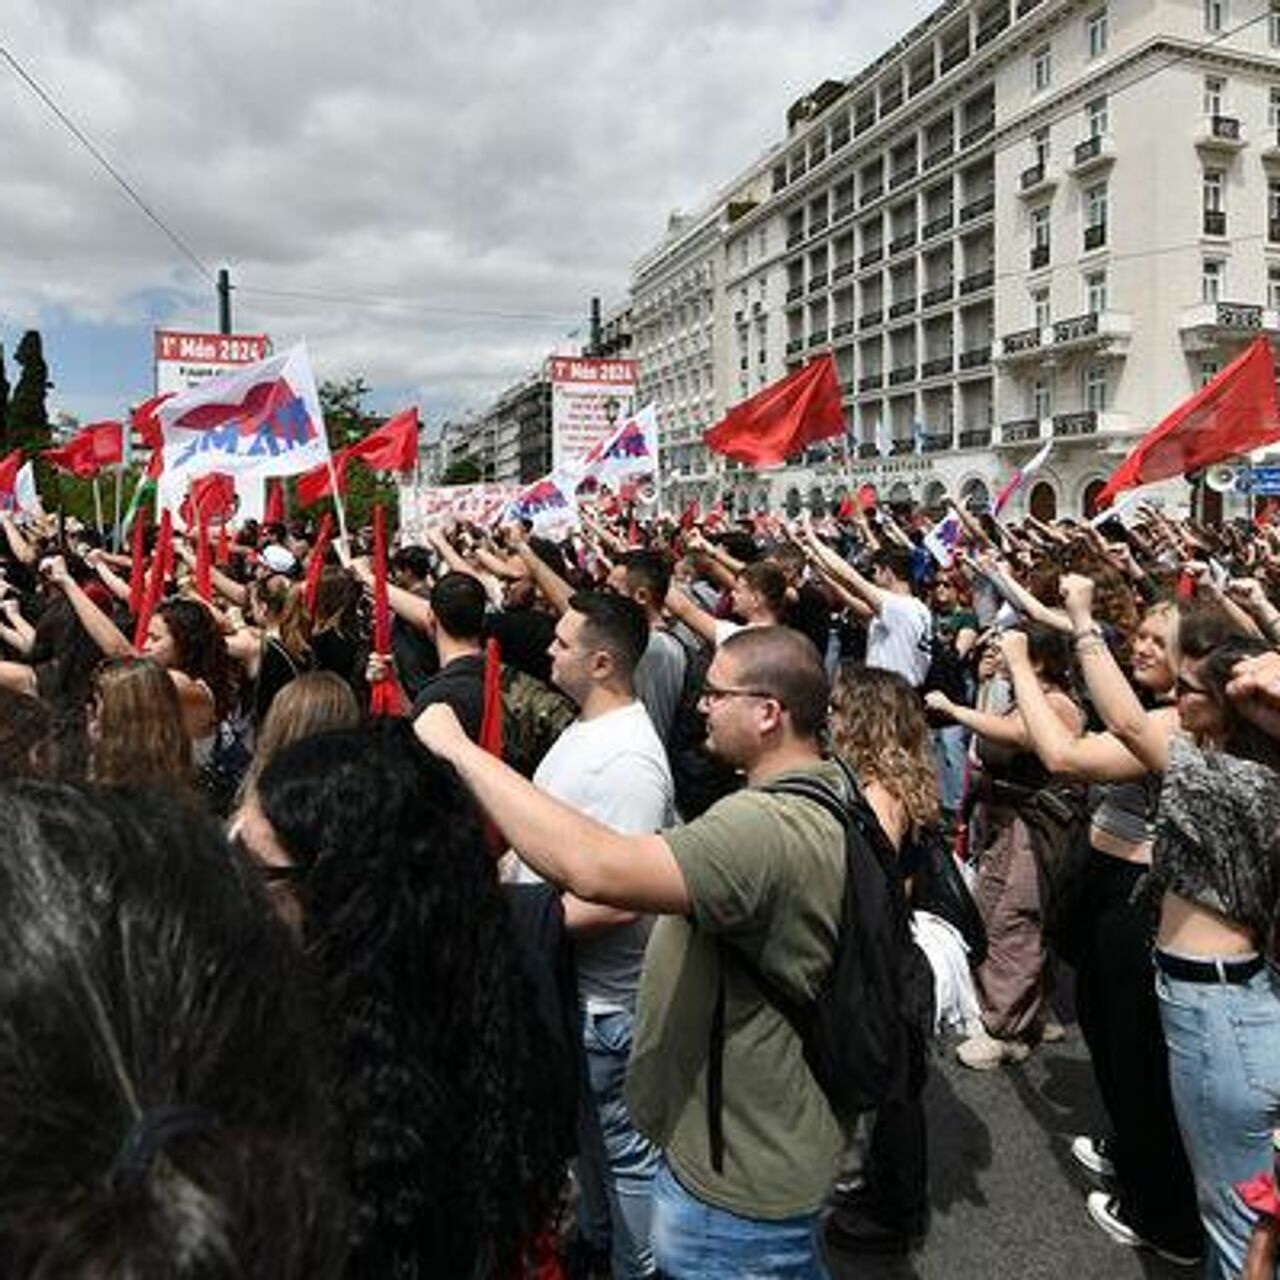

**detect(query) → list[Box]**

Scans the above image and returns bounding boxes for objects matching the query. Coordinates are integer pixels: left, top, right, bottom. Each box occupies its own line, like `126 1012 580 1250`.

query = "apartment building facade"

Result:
633 0 1280 519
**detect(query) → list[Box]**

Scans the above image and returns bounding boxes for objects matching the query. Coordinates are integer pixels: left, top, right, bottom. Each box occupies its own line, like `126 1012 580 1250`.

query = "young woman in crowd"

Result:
1059 573 1280 1280
0 781 346 1278
225 573 315 726
0 688 52 779
87 656 193 791
239 721 571 1277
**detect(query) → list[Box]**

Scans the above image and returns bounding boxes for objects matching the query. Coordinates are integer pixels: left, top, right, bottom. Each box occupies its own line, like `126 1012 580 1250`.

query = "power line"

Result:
0 36 214 282
233 283 582 324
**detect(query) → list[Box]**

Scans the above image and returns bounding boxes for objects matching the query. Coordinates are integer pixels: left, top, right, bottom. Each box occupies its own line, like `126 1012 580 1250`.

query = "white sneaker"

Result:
955 1032 1032 1070
1071 1135 1116 1179
1086 1192 1200 1266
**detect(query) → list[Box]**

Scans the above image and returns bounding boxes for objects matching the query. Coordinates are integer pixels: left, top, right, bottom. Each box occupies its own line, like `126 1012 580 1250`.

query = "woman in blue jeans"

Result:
1064 576 1280 1280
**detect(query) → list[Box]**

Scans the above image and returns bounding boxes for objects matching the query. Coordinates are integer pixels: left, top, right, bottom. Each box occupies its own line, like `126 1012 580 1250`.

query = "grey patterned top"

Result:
1150 735 1280 950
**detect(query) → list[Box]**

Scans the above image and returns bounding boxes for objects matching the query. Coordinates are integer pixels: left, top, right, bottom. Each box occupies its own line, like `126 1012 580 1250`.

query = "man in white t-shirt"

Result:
836 546 933 687
512 591 674 1279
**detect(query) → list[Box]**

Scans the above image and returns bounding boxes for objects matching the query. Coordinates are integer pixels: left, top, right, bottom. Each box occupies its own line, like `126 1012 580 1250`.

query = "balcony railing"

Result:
940 43 969 74
858 373 884 391
1020 163 1046 190
1003 325 1042 354
960 116 995 148
888 297 916 318
860 246 884 268
787 230 804 248
1030 243 1050 269
860 185 884 207
811 217 829 236
831 128 850 151
1209 114 1241 140
959 428 993 448
1053 410 1098 438
1053 312 1099 343
860 309 883 329
857 441 879 458
889 230 918 254
1203 209 1226 236
921 355 954 378
855 110 876 135
960 191 996 222
960 269 995 294
1216 301 1264 329
881 86 904 114
786 337 803 354
924 142 955 170
809 328 829 345
922 210 955 239
922 433 953 453
786 284 804 302
1084 222 1107 250
889 365 917 385
910 66 936 96
1269 220 1280 244
976 15 1009 46
890 165 917 190
1001 418 1041 444
810 271 829 290
833 200 856 223
1017 0 1044 13
833 319 856 339
922 282 954 307
959 345 992 368
1072 133 1116 171
834 260 855 280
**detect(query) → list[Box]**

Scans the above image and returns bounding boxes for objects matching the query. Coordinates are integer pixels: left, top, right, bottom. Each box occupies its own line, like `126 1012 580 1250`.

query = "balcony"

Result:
910 66 936 97
810 271 829 291
888 296 916 318
1053 410 1099 438
834 259 856 281
1083 222 1107 251
922 433 953 453
960 268 995 294
859 373 885 391
960 191 995 223
787 229 805 248
959 345 992 369
1018 160 1061 199
786 337 803 355
976 14 1010 46
1264 130 1280 161
1178 300 1277 352
940 43 969 74
833 319 856 339
1195 115 1247 153
890 165 918 191
857 441 879 459
921 354 954 378
922 209 955 240
860 309 884 329
889 229 918 255
1203 209 1227 237
860 185 885 208
1029 243 1050 270
1001 418 1042 444
881 85 904 115
833 200 856 223
860 246 884 268
958 428 993 448
831 127 850 152
786 283 804 302
855 110 876 135
1269 220 1280 244
811 146 827 168
1017 0 1044 12
924 141 955 170
922 282 954 308
1052 308 1133 357
889 365 917 385
809 328 829 346
1071 133 1117 174
999 325 1043 359
960 116 995 148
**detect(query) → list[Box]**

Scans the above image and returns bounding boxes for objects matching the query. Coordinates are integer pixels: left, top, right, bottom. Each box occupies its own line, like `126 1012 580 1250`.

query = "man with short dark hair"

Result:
415 625 848 1277
828 546 932 687
616 549 687 745
388 544 439 702
407 572 489 737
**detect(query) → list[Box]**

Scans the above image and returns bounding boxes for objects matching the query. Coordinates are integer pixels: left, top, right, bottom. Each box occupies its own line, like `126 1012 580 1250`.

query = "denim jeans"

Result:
930 724 969 819
576 1007 660 1279
651 1159 830 1279
1156 960 1280 1280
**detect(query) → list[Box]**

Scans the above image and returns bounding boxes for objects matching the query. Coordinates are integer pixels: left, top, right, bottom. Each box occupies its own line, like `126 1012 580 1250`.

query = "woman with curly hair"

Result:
238 721 571 1278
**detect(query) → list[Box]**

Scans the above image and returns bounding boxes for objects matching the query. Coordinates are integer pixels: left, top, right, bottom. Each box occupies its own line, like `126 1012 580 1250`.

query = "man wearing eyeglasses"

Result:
416 625 848 1279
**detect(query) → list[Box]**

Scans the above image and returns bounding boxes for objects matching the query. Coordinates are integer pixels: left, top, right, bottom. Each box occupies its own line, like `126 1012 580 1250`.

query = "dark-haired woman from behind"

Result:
0 781 346 1279
239 721 572 1277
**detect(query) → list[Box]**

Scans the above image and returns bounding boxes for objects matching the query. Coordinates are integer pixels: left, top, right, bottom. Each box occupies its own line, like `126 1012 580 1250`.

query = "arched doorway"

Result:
1082 478 1106 518
785 487 802 518
887 481 913 510
960 477 991 513
922 479 948 513
1029 480 1057 521
809 487 827 516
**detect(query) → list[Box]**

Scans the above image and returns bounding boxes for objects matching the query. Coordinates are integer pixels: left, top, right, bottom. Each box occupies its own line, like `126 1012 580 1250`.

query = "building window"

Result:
1031 204 1051 251
1031 375 1053 419
1085 182 1108 228
1204 75 1226 117
1087 8 1108 57
1032 125 1050 168
1084 364 1108 412
1272 2 1280 46
1204 169 1224 212
1271 86 1280 129
1200 359 1221 385
1032 285 1051 330
1032 45 1052 92
1085 269 1108 313
1204 0 1224 33
1087 96 1109 138
1269 264 1280 309
1270 180 1280 239
1202 258 1225 303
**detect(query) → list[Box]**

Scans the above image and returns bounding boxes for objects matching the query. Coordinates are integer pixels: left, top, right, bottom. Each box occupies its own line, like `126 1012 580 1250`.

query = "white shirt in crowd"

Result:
866 593 932 688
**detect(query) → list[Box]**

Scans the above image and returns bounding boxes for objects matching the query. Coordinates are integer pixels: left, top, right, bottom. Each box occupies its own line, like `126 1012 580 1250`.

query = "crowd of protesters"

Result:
1 485 1279 1280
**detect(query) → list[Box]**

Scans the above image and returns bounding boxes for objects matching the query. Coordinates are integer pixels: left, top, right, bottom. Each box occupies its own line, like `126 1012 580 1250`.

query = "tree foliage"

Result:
9 331 51 453
0 341 9 451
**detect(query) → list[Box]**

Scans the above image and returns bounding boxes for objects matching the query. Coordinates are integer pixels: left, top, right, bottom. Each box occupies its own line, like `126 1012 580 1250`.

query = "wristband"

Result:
1072 624 1104 646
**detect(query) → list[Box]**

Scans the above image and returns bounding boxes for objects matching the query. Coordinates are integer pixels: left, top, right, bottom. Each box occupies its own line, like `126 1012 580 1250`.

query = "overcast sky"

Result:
1 0 935 430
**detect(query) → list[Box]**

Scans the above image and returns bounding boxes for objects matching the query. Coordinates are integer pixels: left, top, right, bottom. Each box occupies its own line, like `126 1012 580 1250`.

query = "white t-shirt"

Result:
514 700 676 1011
866 593 932 687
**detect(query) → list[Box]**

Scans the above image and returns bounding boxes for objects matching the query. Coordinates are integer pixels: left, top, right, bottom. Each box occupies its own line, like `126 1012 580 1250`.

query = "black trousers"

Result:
1072 849 1202 1256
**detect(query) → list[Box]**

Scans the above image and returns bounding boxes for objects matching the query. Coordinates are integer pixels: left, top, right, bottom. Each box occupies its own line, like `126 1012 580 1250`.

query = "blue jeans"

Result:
651 1159 830 1279
576 1008 660 1279
1156 960 1280 1280
930 724 969 819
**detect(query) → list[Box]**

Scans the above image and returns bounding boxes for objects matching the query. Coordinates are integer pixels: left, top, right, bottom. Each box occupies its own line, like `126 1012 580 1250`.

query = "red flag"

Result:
368 504 404 717
216 519 231 567
836 494 856 520
857 483 879 512
264 479 286 526
703 355 845 466
130 393 171 447
297 453 348 506
128 509 148 619
479 637 504 759
347 408 419 473
0 449 22 505
195 518 212 603
1098 337 1280 507
43 422 123 478
679 498 700 531
184 473 236 528
303 513 333 616
133 509 172 651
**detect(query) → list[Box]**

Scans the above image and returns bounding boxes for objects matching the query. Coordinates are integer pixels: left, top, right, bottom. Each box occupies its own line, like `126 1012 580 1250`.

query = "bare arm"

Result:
0 660 37 695
350 557 434 633
50 562 135 659
415 703 690 914
0 516 37 566
664 584 720 646
515 541 573 616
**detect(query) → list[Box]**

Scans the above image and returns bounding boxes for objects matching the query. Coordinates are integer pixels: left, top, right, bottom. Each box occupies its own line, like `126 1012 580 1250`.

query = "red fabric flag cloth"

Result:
194 518 212 603
215 519 231 566
130 393 171 448
133 509 172 651
368 504 404 717
1098 336 1280 507
679 499 700 531
264 479 286 526
43 422 123 478
303 513 333 616
836 494 856 521
0 448 22 504
479 637 504 759
347 408 420 472
128 510 148 618
183 473 237 529
703 355 846 466
857 483 879 512
296 451 349 506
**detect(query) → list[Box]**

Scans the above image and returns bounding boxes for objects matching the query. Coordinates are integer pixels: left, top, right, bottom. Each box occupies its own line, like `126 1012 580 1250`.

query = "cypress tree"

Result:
9 330 51 452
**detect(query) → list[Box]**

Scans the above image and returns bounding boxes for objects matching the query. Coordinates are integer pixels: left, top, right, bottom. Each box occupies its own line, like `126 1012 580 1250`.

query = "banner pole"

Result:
326 456 351 557
92 476 105 541
112 464 125 550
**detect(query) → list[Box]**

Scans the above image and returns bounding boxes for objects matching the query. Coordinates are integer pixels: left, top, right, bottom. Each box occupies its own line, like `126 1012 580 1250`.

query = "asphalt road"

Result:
826 1019 1193 1280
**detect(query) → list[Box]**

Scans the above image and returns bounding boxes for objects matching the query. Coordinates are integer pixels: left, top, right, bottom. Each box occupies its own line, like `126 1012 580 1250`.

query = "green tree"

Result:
442 456 481 485
0 341 9 452
9 330 51 453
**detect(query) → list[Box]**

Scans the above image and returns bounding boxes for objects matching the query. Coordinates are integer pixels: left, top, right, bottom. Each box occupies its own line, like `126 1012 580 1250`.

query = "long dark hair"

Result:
256 722 567 1278
0 782 346 1278
158 598 234 719
1197 637 1280 772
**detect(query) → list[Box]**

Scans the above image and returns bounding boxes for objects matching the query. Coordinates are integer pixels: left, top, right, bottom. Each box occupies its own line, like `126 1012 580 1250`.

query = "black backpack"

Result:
707 759 935 1170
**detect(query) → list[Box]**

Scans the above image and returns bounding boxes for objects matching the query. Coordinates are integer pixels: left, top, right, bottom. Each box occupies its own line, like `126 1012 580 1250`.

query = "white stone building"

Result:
632 0 1280 520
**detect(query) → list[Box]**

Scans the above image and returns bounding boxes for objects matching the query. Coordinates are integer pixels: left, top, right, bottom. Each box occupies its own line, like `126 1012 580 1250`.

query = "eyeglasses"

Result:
700 681 783 706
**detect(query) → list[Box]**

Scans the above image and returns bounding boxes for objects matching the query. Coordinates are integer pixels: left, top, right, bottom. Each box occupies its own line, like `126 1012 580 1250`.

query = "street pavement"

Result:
826 1017 1193 1280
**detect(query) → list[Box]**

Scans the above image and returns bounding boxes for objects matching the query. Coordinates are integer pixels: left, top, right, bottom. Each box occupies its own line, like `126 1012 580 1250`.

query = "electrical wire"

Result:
232 283 581 324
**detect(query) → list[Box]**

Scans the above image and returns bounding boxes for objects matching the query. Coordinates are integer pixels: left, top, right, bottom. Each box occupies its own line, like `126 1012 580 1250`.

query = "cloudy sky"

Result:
1 0 935 431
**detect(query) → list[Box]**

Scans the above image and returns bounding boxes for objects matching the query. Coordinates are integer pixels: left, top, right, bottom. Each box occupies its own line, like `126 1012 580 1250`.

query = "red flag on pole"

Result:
0 449 22 507
368 504 404 717
128 509 148 619
215 519 231 567
679 498 700 531
264 479 286 526
303 513 333 616
479 637 504 759
347 408 420 472
296 452 349 506
43 422 123 477
1097 337 1280 507
133 509 172 651
703 355 846 466
195 518 212 602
